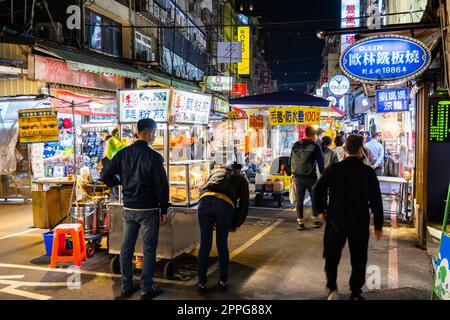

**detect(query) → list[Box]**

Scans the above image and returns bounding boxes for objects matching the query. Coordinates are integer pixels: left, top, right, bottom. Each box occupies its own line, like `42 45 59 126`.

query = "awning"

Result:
229 90 330 109
34 43 145 80
142 69 202 92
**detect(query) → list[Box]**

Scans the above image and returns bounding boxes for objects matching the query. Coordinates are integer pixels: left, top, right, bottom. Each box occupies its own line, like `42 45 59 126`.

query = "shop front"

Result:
229 90 330 207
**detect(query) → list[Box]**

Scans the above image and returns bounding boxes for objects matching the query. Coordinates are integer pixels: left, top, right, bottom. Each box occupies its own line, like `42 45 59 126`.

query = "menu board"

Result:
18 108 59 144
171 89 211 125
429 100 450 143
119 89 170 123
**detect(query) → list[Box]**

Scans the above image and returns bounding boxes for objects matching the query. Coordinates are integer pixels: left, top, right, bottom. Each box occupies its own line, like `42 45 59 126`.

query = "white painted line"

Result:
186 218 284 286
0 285 52 300
0 229 37 241
388 207 399 289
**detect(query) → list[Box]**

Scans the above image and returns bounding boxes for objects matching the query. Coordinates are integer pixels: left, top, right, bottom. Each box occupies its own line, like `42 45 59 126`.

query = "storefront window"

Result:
169 125 207 162
135 32 153 61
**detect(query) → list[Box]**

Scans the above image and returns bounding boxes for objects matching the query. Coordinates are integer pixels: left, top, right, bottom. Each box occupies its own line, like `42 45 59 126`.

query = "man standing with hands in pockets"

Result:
313 135 384 300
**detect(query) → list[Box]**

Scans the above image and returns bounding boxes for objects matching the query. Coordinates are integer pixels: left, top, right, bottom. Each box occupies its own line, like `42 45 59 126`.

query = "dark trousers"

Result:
120 210 160 294
197 196 234 285
323 224 369 294
295 176 318 220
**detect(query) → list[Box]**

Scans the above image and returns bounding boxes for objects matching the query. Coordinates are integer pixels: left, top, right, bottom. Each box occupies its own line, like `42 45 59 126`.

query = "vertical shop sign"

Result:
18 108 59 144
376 88 409 112
268 107 321 126
119 89 170 123
429 100 450 143
237 26 251 75
341 0 360 52
171 90 212 125
249 115 264 129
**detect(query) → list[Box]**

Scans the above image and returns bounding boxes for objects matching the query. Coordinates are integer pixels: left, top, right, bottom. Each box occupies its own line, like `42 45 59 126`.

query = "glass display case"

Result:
169 161 210 206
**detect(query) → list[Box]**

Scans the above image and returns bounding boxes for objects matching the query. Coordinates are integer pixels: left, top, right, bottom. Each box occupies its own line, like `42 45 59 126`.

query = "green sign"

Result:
429 100 450 143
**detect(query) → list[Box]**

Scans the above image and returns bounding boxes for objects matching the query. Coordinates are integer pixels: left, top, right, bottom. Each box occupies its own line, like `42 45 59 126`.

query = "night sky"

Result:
248 0 341 92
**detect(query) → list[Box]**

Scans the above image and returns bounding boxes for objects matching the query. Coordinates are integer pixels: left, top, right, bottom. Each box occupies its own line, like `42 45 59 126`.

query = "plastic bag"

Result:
289 177 298 206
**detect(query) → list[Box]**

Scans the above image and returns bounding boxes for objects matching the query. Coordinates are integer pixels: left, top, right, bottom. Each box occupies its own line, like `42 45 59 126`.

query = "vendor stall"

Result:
229 90 330 207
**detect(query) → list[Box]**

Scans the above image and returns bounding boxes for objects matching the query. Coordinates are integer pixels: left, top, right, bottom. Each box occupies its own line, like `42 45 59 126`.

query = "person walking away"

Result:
316 127 324 144
197 162 249 293
290 126 325 231
322 136 339 168
312 135 384 300
364 132 384 176
101 118 169 300
334 135 345 161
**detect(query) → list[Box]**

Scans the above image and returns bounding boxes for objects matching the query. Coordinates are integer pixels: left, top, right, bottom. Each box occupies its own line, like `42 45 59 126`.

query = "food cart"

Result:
108 88 212 278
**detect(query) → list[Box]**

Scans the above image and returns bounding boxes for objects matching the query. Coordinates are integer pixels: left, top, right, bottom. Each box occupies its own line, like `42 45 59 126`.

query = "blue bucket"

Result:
43 231 54 256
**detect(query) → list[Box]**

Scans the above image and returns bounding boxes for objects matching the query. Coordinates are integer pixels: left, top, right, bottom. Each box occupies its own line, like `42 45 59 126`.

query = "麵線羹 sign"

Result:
269 107 320 126
340 35 431 84
18 108 59 143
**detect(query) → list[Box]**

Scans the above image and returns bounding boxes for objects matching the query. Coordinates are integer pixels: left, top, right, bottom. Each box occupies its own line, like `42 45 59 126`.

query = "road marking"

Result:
388 207 399 289
0 274 68 300
186 218 284 286
0 229 37 241
1 285 52 300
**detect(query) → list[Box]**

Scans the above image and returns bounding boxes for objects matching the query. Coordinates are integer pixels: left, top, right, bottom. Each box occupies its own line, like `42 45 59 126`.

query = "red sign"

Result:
30 54 126 91
249 115 264 129
231 83 247 95
50 89 117 116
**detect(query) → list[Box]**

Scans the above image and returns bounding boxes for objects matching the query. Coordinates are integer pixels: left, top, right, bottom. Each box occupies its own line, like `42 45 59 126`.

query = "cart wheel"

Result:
94 238 102 249
86 242 96 258
163 260 176 280
110 255 121 274
255 194 261 206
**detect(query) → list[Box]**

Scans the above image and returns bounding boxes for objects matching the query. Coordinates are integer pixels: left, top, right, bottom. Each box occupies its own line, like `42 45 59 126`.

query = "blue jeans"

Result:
197 196 234 285
120 209 160 294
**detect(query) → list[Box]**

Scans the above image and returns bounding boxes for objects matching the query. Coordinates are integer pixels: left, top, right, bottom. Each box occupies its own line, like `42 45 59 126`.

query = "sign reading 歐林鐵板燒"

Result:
340 35 431 84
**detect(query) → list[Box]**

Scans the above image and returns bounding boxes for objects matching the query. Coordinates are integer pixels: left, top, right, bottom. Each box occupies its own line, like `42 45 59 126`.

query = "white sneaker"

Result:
327 290 339 300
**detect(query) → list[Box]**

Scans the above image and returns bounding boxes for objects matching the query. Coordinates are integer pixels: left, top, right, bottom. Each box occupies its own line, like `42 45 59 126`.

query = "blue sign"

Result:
376 88 409 113
434 233 450 299
340 35 431 84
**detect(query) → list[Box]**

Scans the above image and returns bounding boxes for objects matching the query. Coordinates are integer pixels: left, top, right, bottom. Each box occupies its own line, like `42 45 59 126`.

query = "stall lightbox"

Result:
376 88 409 113
119 88 170 123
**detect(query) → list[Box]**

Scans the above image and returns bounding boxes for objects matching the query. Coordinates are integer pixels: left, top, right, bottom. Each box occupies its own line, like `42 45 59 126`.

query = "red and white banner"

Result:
50 89 117 116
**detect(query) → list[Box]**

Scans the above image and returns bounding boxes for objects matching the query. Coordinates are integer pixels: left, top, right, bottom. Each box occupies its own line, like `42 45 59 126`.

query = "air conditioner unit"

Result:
35 22 64 44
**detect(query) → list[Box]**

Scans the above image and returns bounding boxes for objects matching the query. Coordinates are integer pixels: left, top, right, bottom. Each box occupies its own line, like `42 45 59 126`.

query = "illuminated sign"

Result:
213 97 229 113
171 89 212 125
376 88 409 112
329 75 351 96
269 107 321 126
429 100 450 143
205 76 233 92
341 0 360 52
231 83 247 95
119 89 170 123
18 108 59 144
249 115 264 129
237 26 250 75
340 35 431 84
227 108 246 119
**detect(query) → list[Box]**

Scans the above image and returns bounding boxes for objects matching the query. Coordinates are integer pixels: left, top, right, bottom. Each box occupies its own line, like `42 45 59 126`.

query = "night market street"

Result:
0 201 432 300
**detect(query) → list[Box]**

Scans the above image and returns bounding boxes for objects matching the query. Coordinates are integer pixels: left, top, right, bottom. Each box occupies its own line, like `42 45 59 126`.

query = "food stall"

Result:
229 90 330 207
108 87 212 278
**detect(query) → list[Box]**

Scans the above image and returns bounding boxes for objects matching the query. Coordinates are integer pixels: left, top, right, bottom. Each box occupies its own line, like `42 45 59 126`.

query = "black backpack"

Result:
291 142 317 176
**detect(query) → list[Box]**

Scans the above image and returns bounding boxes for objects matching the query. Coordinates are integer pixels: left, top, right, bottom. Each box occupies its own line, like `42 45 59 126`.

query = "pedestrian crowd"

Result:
101 118 384 301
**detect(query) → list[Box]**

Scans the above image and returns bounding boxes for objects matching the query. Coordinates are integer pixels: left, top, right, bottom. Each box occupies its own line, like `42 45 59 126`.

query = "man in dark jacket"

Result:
197 162 249 293
313 135 384 300
101 118 169 300
290 126 325 231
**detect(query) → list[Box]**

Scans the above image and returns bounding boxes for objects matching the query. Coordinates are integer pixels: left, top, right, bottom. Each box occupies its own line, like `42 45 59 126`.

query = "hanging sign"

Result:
205 76 233 92
376 88 409 113
212 97 229 113
249 115 264 129
340 35 431 84
231 83 247 95
269 107 321 126
18 108 59 144
227 108 246 120
237 26 250 75
171 89 211 125
119 89 170 123
341 0 360 52
329 75 351 96
429 100 450 143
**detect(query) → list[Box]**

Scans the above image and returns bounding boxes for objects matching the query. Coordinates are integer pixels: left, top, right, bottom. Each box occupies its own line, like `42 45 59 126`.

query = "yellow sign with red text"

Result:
269 107 321 126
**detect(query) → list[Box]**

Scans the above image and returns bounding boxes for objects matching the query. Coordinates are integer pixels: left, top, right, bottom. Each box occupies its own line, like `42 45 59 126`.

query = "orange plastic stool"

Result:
50 223 87 268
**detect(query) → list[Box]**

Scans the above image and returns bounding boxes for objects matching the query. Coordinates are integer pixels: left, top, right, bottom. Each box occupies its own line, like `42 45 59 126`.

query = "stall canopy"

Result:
34 42 145 80
229 90 344 117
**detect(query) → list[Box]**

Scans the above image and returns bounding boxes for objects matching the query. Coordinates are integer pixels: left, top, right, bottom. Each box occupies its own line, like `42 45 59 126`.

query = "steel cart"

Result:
108 203 199 279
